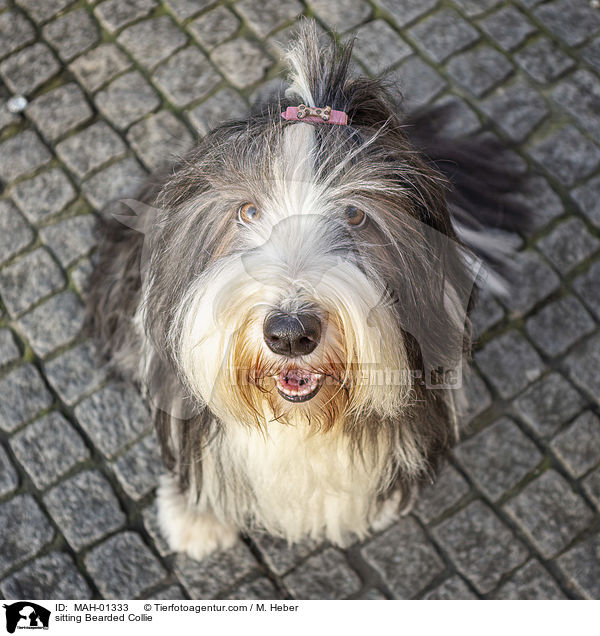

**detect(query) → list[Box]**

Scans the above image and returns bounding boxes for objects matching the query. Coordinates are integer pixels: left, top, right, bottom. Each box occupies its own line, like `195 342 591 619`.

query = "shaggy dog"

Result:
88 24 527 559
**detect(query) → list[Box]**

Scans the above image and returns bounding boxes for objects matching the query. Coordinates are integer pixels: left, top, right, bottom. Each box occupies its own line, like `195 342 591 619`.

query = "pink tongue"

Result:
279 369 313 389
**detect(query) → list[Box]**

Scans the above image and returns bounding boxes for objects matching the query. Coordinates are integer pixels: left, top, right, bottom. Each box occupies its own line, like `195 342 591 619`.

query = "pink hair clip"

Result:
281 103 348 125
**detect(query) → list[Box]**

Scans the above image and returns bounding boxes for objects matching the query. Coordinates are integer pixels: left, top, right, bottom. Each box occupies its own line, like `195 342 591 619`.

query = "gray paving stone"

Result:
225 577 278 599
459 369 493 424
572 175 600 230
534 0 600 47
0 248 65 317
187 88 247 135
413 462 471 523
409 9 479 63
94 0 158 33
0 364 53 432
26 83 92 142
530 126 600 188
112 434 162 501
56 121 127 179
0 130 52 183
481 79 547 142
45 470 126 550
285 548 362 599
362 518 444 599
0 97 19 132
432 500 528 594
582 35 600 72
251 532 319 576
514 37 575 84
513 372 587 439
18 291 84 358
237 0 303 39
42 8 99 62
0 328 20 367
44 340 108 405
142 503 172 557
431 94 481 137
15 0 76 24
40 214 97 268
310 0 370 32
564 332 600 404
583 467 600 510
96 71 161 131
506 176 564 232
551 411 600 478
388 56 446 108
556 530 600 599
69 43 132 93
250 77 286 107
211 38 272 90
446 46 513 98
82 156 148 211
0 200 34 266
85 532 167 599
538 218 599 274
189 7 240 51
174 542 258 599
452 0 501 16
74 382 150 458
0 10 35 59
494 559 565 599
71 258 94 298
149 585 186 600
153 47 221 108
499 250 560 316
117 16 188 70
479 5 536 51
352 21 412 76
127 111 194 172
454 418 542 500
423 575 477 600
0 552 91 599
553 71 600 144
359 587 387 599
0 495 54 576
504 470 594 559
10 411 89 489
375 0 437 26
164 0 215 20
0 444 18 496
0 43 60 94
470 288 504 336
526 295 596 358
475 331 544 399
573 261 600 320
10 168 76 224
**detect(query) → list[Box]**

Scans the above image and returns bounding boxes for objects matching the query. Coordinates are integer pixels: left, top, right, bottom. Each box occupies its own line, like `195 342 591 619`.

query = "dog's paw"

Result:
370 488 412 532
157 475 239 561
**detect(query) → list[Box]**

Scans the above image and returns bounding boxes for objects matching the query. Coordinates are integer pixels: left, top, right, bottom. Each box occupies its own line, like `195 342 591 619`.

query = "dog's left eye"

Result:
238 203 261 225
344 205 366 227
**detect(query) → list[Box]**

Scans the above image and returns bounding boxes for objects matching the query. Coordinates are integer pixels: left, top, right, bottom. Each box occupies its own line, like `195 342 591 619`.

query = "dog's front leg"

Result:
156 474 239 561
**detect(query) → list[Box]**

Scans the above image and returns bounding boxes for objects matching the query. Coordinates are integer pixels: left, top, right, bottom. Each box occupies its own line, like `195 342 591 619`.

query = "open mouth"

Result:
276 369 324 403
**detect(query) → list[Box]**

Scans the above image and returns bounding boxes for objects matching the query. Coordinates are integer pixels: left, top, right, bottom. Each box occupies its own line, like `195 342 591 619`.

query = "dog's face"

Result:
141 109 470 433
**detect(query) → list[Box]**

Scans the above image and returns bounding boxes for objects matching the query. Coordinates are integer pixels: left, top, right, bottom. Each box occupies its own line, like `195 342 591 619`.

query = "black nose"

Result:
263 312 321 357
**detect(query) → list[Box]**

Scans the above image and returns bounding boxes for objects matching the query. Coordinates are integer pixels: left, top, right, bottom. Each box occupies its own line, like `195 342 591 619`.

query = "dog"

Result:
87 24 528 559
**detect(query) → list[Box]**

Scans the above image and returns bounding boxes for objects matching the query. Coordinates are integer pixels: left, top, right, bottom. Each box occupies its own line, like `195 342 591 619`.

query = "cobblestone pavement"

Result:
0 0 599 601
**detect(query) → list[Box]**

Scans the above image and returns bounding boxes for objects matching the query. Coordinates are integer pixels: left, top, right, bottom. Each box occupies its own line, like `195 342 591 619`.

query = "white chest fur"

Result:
203 418 388 546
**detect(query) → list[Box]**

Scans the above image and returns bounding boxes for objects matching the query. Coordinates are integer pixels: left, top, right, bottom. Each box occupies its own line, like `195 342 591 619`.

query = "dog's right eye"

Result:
238 203 261 225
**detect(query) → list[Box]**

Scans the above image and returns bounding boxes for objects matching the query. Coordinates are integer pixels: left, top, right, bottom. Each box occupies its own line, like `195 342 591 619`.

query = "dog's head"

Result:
141 24 473 436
